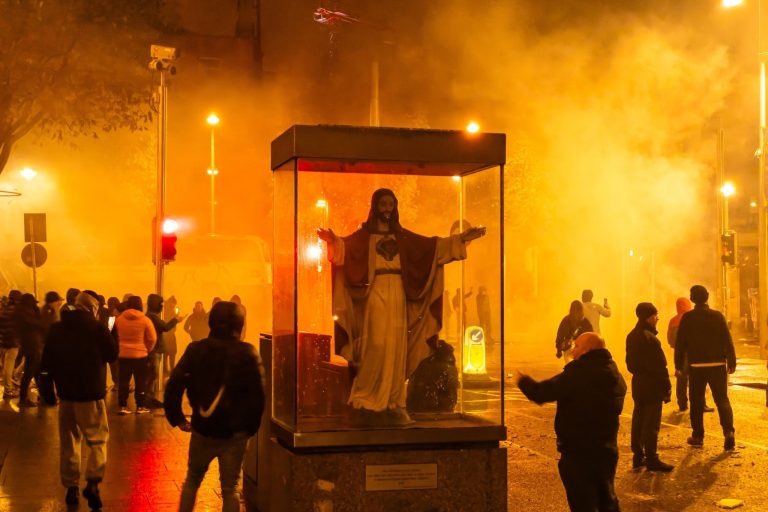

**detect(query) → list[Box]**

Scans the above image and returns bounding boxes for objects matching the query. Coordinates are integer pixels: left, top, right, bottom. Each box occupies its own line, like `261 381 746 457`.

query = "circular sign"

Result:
21 243 47 268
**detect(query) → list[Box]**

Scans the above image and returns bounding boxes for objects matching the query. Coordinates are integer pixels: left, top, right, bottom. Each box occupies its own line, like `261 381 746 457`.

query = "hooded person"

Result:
40 291 118 509
626 302 674 472
555 300 593 364
16 293 45 407
668 297 712 413
518 333 626 512
164 301 265 512
145 293 183 408
317 188 486 426
113 295 157 414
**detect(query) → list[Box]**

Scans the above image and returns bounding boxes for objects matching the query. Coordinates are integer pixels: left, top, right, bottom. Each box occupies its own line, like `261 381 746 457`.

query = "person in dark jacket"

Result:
518 332 626 512
675 285 736 450
40 291 64 334
145 293 184 408
0 290 22 399
39 291 118 510
555 300 593 363
165 301 265 512
16 293 45 407
60 287 80 313
626 302 674 471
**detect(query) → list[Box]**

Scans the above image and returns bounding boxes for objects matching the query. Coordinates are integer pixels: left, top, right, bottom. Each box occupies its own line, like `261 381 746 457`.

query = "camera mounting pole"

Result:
149 45 177 296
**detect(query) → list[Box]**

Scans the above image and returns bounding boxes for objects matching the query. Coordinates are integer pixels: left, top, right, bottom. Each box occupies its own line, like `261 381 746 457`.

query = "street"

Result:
505 338 768 511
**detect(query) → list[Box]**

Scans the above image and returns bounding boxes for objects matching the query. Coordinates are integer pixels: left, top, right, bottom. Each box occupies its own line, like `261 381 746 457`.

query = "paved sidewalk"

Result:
0 392 241 512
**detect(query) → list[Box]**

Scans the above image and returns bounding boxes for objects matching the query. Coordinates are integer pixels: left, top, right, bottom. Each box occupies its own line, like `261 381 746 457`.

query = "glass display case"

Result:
271 125 506 448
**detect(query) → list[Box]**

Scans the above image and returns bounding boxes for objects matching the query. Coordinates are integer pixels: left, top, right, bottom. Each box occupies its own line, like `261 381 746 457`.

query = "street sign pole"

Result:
28 216 37 299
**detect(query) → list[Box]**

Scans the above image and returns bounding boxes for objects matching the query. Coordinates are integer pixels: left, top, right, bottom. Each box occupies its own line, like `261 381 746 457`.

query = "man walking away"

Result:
518 332 626 512
0 290 22 399
626 302 674 471
165 301 265 512
39 291 118 509
675 285 736 450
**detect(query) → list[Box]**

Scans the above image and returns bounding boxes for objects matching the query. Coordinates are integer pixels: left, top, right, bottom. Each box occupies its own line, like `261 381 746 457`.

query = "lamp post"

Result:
723 0 768 355
207 113 220 236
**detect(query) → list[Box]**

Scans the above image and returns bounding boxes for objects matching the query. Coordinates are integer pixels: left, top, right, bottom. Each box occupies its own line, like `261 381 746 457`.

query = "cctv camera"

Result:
150 45 179 61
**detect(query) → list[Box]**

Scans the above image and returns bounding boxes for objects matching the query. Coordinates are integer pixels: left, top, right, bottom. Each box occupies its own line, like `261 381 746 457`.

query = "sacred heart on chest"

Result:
376 236 399 261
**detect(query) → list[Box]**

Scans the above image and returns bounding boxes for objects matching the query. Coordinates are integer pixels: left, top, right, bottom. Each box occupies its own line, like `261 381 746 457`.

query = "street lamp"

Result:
20 168 37 181
724 0 768 354
207 113 220 236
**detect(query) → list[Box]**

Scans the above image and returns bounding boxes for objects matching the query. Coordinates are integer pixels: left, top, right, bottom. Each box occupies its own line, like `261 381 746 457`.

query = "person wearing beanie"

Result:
626 302 674 472
675 285 736 450
39 292 118 509
41 291 64 334
518 332 626 512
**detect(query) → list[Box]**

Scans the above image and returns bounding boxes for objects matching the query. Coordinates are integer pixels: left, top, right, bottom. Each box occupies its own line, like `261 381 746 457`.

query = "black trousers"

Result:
118 357 149 408
630 400 662 460
676 367 688 408
558 451 620 512
19 351 40 401
689 365 734 438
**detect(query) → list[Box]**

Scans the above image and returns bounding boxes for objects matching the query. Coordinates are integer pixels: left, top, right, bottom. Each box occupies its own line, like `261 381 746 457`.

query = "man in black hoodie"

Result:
626 302 674 472
145 293 183 408
518 332 626 512
164 301 265 512
675 285 736 450
40 291 118 510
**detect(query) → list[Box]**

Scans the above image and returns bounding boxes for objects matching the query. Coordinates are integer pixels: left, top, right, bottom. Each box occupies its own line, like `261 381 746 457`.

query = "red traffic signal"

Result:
161 218 178 262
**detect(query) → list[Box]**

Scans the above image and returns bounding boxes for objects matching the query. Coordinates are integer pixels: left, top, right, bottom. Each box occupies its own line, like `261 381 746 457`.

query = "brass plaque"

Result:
365 463 437 491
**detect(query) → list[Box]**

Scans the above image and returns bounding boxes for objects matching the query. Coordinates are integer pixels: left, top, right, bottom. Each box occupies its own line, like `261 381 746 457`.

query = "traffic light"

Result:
161 218 178 262
721 231 736 265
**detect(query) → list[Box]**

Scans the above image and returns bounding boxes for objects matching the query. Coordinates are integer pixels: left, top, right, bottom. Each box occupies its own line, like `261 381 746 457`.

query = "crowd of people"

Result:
522 284 736 511
0 288 263 511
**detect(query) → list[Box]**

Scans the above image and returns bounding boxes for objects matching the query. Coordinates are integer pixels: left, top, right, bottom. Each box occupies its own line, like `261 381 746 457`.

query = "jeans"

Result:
558 450 620 512
689 365 734 438
117 357 149 408
179 431 250 512
630 400 662 460
59 400 109 488
2 347 19 393
19 351 40 401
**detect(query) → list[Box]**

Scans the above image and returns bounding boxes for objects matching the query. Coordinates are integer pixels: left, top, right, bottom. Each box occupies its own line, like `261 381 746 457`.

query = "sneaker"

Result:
82 482 102 510
17 398 37 408
703 405 714 413
646 458 674 472
117 407 131 416
632 455 646 470
687 435 704 447
135 407 150 415
724 434 736 451
148 398 164 409
65 486 79 505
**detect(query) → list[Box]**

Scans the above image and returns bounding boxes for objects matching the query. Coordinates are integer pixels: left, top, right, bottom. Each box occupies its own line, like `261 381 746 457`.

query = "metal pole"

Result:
759 0 768 357
29 218 37 299
155 69 167 296
210 125 217 236
370 59 380 127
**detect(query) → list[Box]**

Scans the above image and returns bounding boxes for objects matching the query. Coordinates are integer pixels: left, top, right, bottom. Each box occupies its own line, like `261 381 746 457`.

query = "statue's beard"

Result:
377 211 392 224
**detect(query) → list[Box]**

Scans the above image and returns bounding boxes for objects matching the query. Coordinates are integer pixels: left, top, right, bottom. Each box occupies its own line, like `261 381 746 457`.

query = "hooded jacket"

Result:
40 309 118 402
518 348 626 456
164 337 265 438
667 298 692 349
114 309 157 359
626 320 672 402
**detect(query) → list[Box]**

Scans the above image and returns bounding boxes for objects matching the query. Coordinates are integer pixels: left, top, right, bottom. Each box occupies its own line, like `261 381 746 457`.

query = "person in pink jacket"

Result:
114 295 157 415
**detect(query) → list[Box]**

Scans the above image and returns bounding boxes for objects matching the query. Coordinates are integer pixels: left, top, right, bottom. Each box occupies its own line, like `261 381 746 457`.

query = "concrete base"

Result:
251 439 507 512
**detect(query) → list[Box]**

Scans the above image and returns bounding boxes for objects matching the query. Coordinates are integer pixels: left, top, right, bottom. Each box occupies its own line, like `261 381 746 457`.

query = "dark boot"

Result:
645 457 674 472
82 480 102 510
632 455 646 470
65 486 79 505
724 433 736 451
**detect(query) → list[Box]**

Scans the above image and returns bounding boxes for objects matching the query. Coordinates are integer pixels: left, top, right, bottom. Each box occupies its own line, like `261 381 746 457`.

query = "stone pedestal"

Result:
251 439 507 512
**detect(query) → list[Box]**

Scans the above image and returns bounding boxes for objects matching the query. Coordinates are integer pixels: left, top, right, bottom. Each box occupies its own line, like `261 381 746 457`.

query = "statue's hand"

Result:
461 226 486 242
317 228 336 243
